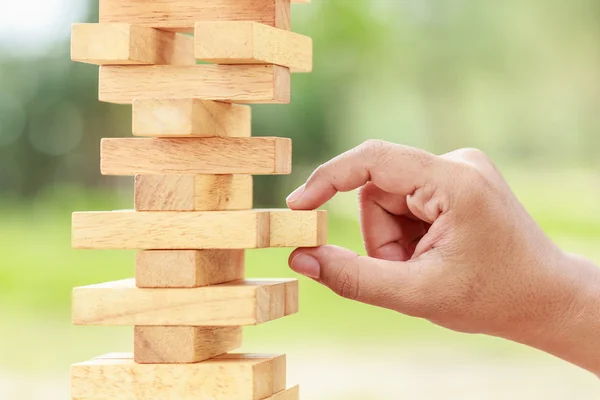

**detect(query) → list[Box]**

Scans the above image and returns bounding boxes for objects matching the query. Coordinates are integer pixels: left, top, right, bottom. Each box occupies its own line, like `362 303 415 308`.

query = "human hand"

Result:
286 140 600 375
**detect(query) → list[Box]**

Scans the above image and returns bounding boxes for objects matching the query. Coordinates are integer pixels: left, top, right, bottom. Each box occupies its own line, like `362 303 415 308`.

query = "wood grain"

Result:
134 175 253 211
195 21 312 72
132 99 251 137
269 209 327 247
99 0 292 32
71 353 286 400
71 23 194 66
71 278 298 326
134 326 242 364
72 210 326 249
284 280 299 316
72 210 270 249
101 137 291 176
135 250 245 288
99 64 290 104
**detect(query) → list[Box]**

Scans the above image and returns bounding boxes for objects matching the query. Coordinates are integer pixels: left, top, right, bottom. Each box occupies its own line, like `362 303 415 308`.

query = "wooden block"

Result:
99 64 290 104
134 175 253 211
72 210 270 250
195 22 312 73
284 280 299 316
72 278 298 325
71 353 286 400
99 0 291 32
72 210 325 249
101 137 291 176
71 23 194 66
134 326 242 364
132 99 251 137
135 250 245 288
269 209 328 247
269 386 300 400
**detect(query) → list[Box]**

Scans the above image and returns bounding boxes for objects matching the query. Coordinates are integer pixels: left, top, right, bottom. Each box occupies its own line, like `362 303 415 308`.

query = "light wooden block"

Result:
72 210 270 250
72 278 298 326
135 250 245 288
72 210 326 249
71 23 194 66
101 137 291 176
134 326 242 364
99 0 292 32
132 99 251 137
269 209 328 247
134 175 253 211
71 353 286 400
284 280 299 316
269 386 300 400
99 64 290 104
195 22 312 73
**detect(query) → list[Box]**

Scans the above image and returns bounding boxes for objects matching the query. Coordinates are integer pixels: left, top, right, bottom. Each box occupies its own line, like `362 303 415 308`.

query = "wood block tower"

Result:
69 1 324 399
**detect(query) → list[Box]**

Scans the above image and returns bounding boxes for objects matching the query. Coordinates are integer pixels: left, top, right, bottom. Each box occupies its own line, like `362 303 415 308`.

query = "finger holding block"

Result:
134 175 253 211
134 326 242 364
136 250 245 288
132 99 251 138
71 353 286 400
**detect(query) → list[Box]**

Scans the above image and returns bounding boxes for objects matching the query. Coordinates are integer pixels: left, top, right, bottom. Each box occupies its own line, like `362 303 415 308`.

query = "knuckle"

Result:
357 140 393 165
457 147 491 165
331 255 361 301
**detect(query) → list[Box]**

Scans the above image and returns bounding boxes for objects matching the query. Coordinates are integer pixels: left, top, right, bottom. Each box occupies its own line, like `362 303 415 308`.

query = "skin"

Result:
286 140 600 377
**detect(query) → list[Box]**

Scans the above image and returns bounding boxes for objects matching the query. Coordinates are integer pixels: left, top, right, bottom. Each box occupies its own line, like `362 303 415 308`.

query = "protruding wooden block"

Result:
99 64 290 104
99 0 292 32
134 326 242 364
72 210 326 249
72 210 270 250
71 23 194 66
132 99 251 137
134 175 253 211
135 250 245 288
72 278 298 326
270 209 328 247
101 137 291 176
195 22 312 73
71 353 286 400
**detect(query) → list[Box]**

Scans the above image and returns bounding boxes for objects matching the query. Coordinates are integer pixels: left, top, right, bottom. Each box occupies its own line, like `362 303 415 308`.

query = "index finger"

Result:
286 140 441 210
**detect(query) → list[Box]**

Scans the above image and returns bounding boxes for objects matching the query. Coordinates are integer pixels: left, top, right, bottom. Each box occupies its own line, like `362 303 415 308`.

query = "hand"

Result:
286 140 600 375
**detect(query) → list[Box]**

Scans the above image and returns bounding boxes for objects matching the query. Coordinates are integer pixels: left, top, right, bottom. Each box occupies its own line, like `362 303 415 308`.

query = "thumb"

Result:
289 245 427 314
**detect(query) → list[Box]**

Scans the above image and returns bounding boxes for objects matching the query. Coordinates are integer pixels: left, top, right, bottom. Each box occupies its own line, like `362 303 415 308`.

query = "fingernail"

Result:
286 184 306 204
290 253 321 279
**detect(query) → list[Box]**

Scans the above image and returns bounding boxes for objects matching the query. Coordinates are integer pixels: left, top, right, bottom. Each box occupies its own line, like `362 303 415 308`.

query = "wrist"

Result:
518 251 600 376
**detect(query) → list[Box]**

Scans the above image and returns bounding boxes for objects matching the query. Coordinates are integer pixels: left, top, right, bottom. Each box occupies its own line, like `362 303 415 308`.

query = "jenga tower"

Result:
69 1 326 399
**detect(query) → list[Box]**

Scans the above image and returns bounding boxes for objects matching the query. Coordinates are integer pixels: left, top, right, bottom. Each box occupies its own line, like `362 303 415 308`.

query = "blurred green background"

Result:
1 0 600 398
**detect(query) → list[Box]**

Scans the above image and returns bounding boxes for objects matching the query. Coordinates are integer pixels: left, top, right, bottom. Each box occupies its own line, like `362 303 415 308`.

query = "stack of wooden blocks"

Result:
69 1 325 399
